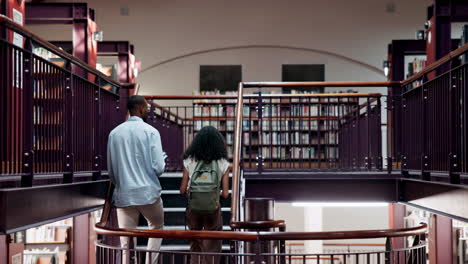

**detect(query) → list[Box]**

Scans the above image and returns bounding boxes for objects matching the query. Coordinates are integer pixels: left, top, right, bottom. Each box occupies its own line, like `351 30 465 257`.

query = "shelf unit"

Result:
32 48 66 174
191 95 358 168
23 218 72 264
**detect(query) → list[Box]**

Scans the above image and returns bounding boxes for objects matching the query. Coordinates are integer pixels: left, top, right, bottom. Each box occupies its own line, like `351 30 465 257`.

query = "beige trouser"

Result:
117 198 164 264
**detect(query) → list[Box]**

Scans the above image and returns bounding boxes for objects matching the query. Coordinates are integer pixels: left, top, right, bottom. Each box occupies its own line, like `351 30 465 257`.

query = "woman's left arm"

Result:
221 167 230 199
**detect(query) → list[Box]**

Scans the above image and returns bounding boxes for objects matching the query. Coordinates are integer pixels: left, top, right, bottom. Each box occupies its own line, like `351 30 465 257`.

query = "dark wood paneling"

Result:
0 180 109 234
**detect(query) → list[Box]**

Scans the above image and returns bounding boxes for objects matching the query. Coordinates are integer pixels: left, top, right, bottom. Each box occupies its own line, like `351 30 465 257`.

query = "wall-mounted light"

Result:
93 31 104 42
383 60 390 77
416 30 425 40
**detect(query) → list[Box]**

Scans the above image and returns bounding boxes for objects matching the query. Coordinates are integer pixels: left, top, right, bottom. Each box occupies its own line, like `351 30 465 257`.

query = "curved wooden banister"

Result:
402 42 468 85
95 220 426 241
0 15 127 89
258 223 427 241
95 225 259 241
230 220 286 230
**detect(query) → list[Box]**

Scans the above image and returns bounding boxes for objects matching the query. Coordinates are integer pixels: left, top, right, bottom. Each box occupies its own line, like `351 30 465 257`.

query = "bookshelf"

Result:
32 48 66 173
23 218 72 264
191 92 357 168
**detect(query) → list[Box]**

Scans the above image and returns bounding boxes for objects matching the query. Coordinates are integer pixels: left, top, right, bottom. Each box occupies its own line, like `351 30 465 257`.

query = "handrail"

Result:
257 223 427 241
402 42 468 85
143 93 383 100
94 220 426 241
0 15 127 89
230 83 244 226
230 220 286 230
149 101 182 122
242 81 400 88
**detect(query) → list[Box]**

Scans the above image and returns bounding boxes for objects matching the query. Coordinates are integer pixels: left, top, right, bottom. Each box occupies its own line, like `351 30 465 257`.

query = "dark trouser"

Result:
187 208 223 264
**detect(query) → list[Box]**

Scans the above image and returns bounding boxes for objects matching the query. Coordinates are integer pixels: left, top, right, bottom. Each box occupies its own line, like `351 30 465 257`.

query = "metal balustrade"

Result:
145 92 384 173
0 15 128 186
400 43 468 181
95 200 427 264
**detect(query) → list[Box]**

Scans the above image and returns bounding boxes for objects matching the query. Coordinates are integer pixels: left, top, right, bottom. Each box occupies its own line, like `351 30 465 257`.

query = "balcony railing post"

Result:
0 38 5 176
366 97 372 170
256 91 263 173
21 38 34 187
63 71 74 183
421 81 430 181
376 97 383 170
385 236 392 264
401 95 409 177
448 68 461 184
92 77 102 181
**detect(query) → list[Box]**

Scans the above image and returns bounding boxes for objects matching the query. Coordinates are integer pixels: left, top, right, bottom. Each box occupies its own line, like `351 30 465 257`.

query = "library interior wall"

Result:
29 0 432 97
26 0 423 236
27 0 432 167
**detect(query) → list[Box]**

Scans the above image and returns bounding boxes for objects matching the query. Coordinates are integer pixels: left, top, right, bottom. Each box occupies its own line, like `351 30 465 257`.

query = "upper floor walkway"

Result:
0 12 468 234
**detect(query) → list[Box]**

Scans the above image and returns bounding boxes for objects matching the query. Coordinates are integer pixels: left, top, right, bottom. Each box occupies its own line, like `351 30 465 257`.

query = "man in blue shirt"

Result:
107 95 166 264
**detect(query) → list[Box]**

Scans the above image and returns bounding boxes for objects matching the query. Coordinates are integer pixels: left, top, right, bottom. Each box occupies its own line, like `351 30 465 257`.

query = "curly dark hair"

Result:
183 126 228 162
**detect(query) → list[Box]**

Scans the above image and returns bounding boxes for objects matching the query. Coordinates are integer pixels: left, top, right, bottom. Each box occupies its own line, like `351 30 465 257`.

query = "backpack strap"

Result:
210 160 221 195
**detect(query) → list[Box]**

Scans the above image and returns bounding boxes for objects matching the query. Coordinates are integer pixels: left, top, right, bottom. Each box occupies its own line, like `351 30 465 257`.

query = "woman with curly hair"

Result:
179 126 230 264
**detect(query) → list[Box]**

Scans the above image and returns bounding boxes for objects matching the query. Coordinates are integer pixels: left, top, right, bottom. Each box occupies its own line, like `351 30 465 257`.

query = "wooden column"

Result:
88 214 97 264
426 4 451 80
73 213 90 264
389 202 405 261
429 214 455 264
0 235 7 264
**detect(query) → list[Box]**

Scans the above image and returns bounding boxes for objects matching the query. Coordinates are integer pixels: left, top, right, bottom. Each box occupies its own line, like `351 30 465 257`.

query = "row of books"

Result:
33 47 66 68
192 91 360 104
193 105 254 117
260 132 338 145
263 105 346 117
24 248 67 264
194 121 340 133
261 120 339 130
406 57 427 89
192 104 353 119
194 120 235 131
260 146 338 159
33 107 63 125
406 57 427 78
25 222 70 243
33 136 62 151
33 85 64 98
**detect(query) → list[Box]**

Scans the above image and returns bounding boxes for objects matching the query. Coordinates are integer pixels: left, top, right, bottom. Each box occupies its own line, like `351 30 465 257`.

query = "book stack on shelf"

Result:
32 66 64 172
406 56 427 88
24 248 67 264
24 219 72 264
33 47 67 68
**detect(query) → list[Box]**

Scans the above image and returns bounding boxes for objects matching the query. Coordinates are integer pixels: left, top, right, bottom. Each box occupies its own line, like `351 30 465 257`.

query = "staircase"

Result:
136 172 232 253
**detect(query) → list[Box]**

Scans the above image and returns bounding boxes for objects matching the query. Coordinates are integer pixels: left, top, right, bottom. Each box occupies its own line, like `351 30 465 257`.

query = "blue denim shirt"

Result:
107 116 166 207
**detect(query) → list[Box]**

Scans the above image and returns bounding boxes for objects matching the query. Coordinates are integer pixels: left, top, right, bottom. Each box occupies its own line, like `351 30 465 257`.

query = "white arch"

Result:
140 45 385 76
